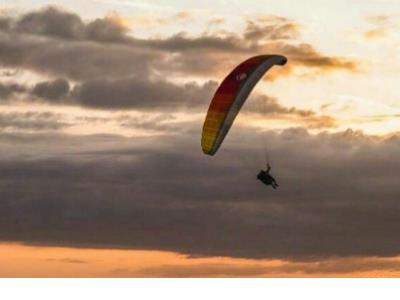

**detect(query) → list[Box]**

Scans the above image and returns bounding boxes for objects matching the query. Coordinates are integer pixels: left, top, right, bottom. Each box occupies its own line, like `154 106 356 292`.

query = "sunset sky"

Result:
1 0 400 277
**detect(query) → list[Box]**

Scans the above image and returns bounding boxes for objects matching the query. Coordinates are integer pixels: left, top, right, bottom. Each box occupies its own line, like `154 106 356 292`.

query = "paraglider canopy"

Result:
201 54 287 155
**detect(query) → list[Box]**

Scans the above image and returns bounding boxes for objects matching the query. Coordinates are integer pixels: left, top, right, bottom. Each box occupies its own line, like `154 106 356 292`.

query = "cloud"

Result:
0 16 12 31
0 30 157 80
44 258 88 264
266 42 356 71
85 14 130 43
0 82 26 99
1 69 19 77
0 7 345 133
116 114 181 132
12 6 130 42
363 14 394 40
0 128 400 260
0 112 70 131
364 28 387 39
0 6 388 266
3 77 333 129
365 15 391 26
244 16 300 41
70 77 218 111
134 256 400 277
136 263 270 277
0 6 356 82
32 78 70 101
247 95 336 129
15 6 85 39
128 11 193 28
207 17 226 27
11 76 217 111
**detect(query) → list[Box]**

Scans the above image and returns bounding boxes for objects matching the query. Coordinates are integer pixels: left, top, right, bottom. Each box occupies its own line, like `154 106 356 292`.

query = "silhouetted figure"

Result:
257 163 279 189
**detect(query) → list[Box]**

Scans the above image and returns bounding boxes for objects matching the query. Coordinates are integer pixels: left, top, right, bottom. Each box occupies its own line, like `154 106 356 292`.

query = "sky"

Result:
0 0 400 277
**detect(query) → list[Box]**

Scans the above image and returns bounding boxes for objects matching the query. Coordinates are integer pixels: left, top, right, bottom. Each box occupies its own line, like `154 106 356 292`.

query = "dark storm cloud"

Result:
0 128 400 261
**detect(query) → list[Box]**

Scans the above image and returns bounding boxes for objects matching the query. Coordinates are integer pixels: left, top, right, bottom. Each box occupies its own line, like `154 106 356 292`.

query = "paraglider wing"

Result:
201 55 287 155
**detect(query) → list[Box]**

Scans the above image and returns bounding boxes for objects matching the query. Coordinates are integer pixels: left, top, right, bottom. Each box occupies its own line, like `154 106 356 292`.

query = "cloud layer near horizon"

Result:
0 128 400 261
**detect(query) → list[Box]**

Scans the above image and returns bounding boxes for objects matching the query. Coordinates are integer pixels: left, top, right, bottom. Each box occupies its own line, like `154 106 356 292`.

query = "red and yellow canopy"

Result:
201 54 287 155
